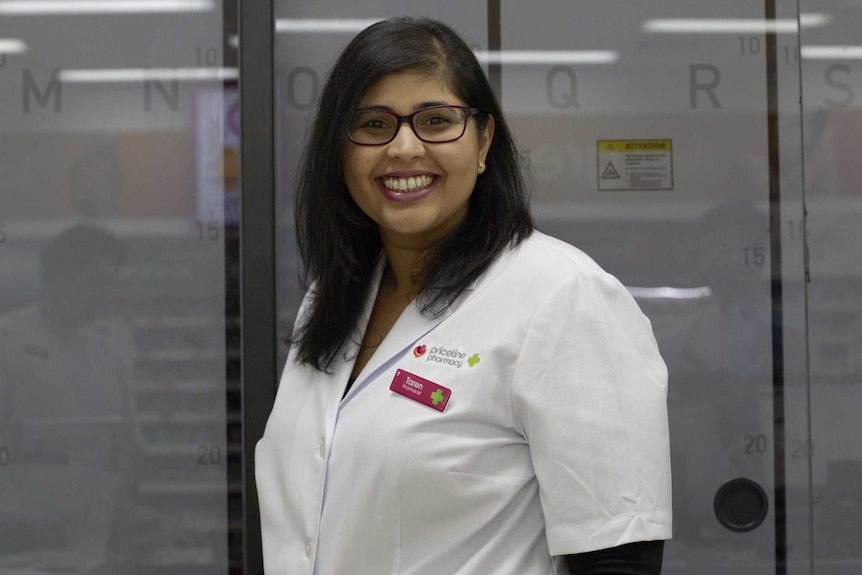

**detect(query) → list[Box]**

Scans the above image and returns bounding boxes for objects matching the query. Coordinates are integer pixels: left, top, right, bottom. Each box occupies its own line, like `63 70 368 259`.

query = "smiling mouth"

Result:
379 174 436 193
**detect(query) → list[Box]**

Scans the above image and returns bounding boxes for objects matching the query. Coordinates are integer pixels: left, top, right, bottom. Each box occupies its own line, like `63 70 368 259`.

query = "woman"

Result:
256 17 671 574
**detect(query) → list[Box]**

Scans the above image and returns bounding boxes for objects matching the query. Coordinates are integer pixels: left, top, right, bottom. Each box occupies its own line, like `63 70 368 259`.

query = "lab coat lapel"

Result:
343 299 452 403
326 257 387 401
338 245 497 403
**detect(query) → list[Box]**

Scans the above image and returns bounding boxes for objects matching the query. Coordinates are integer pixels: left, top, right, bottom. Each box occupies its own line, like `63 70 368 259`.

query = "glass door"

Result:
798 1 862 573
496 1 811 572
0 2 241 573
271 1 813 574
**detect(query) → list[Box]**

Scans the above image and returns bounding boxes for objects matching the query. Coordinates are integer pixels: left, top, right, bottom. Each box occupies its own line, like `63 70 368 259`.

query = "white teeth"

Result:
382 174 433 192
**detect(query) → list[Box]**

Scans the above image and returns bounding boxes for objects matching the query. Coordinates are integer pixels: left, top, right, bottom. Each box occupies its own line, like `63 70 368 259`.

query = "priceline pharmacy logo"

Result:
413 344 480 369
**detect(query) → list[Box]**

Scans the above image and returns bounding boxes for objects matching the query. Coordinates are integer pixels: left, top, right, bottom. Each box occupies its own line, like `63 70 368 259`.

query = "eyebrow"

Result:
357 101 453 112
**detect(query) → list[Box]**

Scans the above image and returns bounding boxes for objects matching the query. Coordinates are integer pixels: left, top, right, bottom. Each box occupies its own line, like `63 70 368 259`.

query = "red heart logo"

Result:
413 345 427 358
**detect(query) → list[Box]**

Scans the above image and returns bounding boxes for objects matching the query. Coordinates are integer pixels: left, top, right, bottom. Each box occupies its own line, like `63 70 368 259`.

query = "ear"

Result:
477 114 495 166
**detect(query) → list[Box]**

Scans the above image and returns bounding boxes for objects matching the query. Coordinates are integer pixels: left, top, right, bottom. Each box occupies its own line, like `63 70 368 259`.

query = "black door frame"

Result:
239 1 275 574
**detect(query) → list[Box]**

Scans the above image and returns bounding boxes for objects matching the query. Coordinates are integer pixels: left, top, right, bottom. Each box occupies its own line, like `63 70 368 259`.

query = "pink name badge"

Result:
390 369 451 412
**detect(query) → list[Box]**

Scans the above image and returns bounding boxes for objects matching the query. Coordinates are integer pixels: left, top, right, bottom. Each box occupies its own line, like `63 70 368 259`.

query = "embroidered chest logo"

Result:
414 344 480 369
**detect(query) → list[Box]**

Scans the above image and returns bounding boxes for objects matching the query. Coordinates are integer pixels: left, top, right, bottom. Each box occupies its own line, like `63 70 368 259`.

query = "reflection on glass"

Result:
800 2 862 570
0 225 135 572
0 1 237 573
497 0 814 571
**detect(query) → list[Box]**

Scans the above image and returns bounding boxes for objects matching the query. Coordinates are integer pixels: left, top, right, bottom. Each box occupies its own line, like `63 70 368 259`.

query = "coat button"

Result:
305 541 313 557
318 442 326 458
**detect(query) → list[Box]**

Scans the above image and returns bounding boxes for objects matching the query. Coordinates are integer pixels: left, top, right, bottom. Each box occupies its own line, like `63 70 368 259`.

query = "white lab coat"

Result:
256 231 672 575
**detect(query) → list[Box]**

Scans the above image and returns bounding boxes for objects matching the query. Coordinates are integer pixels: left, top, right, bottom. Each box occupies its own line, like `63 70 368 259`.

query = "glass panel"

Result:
499 0 811 572
799 0 862 573
271 1 813 573
0 2 239 573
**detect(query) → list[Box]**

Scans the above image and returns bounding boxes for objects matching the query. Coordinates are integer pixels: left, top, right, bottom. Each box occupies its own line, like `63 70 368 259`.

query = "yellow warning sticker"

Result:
601 139 672 152
597 139 673 191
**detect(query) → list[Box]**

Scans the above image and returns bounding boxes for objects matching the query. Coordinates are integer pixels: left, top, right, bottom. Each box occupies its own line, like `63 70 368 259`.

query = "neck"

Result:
380 240 426 301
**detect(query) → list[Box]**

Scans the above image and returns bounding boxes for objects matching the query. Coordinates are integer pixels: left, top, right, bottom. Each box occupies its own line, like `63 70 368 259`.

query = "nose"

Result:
387 121 425 160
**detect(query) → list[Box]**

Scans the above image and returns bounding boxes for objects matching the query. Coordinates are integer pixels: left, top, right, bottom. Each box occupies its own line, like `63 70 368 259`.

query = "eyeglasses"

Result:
348 105 487 146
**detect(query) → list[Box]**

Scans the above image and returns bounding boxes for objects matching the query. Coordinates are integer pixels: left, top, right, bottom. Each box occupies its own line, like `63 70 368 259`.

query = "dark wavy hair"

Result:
293 17 533 371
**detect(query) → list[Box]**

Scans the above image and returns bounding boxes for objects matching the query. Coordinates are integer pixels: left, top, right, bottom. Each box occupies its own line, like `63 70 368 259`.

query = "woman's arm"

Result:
565 540 664 575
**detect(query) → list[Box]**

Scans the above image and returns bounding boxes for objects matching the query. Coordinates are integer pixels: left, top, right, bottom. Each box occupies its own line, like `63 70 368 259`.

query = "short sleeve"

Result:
511 268 672 556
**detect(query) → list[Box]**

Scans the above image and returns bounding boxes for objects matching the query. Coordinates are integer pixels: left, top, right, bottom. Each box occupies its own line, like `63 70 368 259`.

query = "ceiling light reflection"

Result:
801 45 862 59
275 18 383 33
0 0 214 15
643 14 830 33
59 67 237 83
626 286 712 300
0 38 27 53
474 50 618 65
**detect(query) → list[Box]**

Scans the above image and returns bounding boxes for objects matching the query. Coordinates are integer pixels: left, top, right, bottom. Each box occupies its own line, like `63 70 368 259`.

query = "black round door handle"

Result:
714 477 769 532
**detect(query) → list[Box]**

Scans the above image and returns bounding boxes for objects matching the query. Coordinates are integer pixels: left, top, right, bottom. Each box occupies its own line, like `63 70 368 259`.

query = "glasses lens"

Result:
413 106 466 142
349 110 397 144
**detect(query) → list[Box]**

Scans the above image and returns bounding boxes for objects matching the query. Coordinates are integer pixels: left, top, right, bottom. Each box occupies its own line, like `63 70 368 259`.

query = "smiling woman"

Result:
256 16 671 575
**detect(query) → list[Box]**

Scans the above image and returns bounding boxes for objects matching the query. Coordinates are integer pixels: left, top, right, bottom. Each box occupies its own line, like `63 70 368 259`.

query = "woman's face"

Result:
343 70 494 251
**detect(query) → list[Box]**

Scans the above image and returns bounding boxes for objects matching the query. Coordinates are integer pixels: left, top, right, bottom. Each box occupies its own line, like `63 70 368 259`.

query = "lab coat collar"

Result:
337 240 515 404
462 238 519 294
340 254 456 405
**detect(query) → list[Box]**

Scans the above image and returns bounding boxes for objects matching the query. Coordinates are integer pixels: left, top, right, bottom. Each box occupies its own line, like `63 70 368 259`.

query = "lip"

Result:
376 173 439 203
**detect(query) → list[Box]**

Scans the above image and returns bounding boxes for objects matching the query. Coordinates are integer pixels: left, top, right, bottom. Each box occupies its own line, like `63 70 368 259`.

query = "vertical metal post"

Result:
239 1 276 573
487 0 502 101
764 1 787 574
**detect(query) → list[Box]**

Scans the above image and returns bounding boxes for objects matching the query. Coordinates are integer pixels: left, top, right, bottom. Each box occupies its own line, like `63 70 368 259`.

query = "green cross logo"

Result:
430 389 445 405
467 353 481 367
